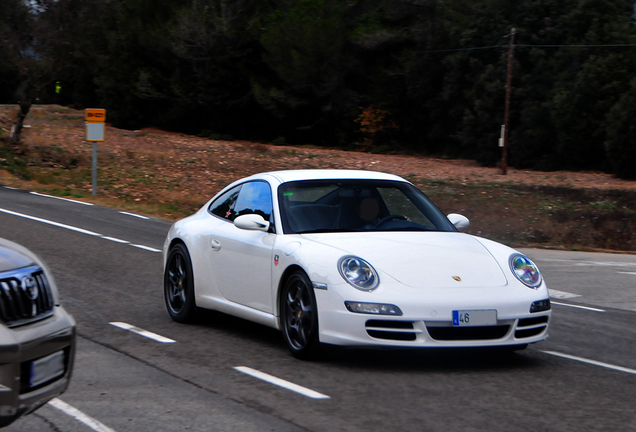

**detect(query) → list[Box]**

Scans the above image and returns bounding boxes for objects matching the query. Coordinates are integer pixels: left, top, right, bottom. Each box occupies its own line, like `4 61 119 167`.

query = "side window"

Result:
209 185 242 221
233 181 273 221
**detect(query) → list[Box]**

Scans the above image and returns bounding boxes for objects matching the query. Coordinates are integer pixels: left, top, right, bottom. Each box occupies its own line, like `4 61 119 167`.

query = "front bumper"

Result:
315 282 551 348
0 306 76 427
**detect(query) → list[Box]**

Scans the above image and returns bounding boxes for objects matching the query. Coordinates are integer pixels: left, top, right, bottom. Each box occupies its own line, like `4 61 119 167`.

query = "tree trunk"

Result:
9 99 32 144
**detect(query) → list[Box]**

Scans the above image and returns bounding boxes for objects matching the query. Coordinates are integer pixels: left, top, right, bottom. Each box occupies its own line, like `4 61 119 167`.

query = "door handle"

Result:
210 239 221 251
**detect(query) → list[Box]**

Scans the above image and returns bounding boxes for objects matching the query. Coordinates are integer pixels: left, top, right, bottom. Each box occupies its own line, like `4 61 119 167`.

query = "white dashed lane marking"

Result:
49 398 117 432
234 366 330 399
543 351 636 375
549 289 581 299
110 322 175 343
551 301 605 312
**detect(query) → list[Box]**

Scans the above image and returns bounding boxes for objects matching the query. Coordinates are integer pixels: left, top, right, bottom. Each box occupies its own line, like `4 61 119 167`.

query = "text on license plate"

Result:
30 350 65 388
452 310 497 327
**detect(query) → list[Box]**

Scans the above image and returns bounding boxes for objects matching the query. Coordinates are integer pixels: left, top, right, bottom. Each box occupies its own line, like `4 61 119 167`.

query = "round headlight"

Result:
338 256 379 291
509 254 542 288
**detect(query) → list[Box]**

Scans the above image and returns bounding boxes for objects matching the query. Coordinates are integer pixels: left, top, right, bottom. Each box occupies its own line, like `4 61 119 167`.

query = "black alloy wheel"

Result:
280 271 320 360
164 243 196 322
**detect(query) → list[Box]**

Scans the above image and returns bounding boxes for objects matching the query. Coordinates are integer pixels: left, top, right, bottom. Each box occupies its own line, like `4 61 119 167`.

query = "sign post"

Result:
85 109 106 196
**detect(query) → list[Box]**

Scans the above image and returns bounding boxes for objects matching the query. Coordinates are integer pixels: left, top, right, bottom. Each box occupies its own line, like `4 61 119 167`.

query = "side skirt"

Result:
196 295 280 330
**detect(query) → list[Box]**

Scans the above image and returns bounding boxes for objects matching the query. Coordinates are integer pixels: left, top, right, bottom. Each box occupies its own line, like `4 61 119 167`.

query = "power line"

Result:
422 45 507 53
517 43 636 48
420 43 636 53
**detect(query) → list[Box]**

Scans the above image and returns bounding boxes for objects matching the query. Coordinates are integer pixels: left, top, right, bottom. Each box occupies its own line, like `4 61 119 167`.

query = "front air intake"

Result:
426 325 511 341
515 316 549 339
365 320 418 341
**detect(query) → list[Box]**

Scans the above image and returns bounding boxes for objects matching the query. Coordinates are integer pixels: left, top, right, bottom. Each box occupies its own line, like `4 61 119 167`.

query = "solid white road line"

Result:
0 208 101 236
544 259 636 269
542 351 636 375
102 236 130 244
48 398 116 432
618 271 636 275
549 289 581 299
109 322 175 343
574 261 636 268
2 186 18 190
119 211 149 219
234 366 330 400
130 244 162 253
30 191 94 206
551 301 606 312
0 207 162 253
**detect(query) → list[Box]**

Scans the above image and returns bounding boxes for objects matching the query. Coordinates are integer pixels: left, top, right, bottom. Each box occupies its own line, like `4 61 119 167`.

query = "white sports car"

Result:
163 170 551 358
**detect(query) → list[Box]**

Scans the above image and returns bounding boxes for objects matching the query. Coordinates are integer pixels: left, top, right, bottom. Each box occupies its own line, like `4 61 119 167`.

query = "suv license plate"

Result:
30 350 65 388
452 310 497 327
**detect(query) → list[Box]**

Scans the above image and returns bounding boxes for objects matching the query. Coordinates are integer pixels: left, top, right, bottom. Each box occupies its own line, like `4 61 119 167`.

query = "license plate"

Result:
452 310 497 327
30 350 65 388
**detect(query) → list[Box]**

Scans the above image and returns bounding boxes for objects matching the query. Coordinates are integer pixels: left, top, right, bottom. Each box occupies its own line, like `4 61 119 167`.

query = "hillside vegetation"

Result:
2 0 636 178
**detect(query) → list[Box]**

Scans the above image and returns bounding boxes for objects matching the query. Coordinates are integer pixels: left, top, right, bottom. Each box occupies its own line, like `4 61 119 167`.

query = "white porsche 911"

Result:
163 170 551 358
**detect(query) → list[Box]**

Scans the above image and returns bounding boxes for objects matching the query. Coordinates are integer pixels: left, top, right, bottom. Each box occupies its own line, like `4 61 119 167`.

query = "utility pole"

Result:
501 28 515 175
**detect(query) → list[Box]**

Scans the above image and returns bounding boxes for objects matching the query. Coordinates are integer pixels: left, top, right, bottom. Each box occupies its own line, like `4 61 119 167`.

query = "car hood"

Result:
0 239 35 273
301 232 508 288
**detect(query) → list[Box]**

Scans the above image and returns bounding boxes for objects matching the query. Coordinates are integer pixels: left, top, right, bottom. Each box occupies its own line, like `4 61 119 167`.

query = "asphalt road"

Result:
1 186 635 431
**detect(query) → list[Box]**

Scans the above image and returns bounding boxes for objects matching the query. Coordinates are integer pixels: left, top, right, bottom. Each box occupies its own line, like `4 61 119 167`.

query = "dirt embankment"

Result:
2 105 636 252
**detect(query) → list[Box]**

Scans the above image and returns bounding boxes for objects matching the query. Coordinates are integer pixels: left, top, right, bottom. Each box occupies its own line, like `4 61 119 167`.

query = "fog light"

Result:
345 301 403 316
530 299 551 313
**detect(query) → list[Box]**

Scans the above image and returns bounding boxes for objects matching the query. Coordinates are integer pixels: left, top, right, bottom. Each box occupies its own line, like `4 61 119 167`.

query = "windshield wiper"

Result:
295 228 356 234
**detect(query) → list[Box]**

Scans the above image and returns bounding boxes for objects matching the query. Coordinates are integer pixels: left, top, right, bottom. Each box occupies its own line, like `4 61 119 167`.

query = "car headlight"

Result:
509 254 542 288
338 256 379 291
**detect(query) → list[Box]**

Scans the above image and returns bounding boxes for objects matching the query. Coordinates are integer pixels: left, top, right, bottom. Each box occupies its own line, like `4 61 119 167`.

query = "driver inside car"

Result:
359 197 381 228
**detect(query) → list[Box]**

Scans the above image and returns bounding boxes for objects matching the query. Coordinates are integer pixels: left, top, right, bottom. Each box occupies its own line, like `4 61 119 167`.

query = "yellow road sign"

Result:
85 108 106 122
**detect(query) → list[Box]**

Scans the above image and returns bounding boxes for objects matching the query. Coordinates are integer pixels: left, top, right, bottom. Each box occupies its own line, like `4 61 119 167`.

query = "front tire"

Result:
280 271 320 360
164 243 196 322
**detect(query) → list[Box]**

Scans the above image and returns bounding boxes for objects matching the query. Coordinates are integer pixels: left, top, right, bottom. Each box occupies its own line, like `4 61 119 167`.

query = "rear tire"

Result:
164 243 196 323
280 271 320 360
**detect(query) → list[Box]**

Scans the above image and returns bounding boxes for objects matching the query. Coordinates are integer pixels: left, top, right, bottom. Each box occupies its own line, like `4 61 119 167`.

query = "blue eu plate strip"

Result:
452 310 459 326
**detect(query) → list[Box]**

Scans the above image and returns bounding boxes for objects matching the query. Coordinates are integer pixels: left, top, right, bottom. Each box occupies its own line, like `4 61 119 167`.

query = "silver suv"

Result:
0 238 76 427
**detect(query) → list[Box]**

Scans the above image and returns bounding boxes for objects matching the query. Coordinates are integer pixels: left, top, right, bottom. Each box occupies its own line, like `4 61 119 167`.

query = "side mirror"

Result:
447 213 469 230
234 214 270 232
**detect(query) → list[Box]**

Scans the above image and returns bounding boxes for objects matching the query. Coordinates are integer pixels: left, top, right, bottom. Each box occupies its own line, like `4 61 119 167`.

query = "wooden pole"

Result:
501 28 515 175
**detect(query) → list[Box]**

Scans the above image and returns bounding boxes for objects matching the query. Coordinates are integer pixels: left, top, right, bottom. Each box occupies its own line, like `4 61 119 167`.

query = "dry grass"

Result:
2 104 636 252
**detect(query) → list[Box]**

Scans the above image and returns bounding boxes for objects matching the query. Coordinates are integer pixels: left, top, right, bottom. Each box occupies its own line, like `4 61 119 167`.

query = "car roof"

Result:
244 169 408 184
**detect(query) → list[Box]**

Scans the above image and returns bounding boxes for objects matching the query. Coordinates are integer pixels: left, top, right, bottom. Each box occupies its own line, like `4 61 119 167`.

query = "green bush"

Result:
272 136 286 146
208 133 234 141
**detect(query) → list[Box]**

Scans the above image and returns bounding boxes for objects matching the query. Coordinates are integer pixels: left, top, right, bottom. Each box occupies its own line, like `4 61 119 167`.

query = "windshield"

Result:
278 179 456 234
